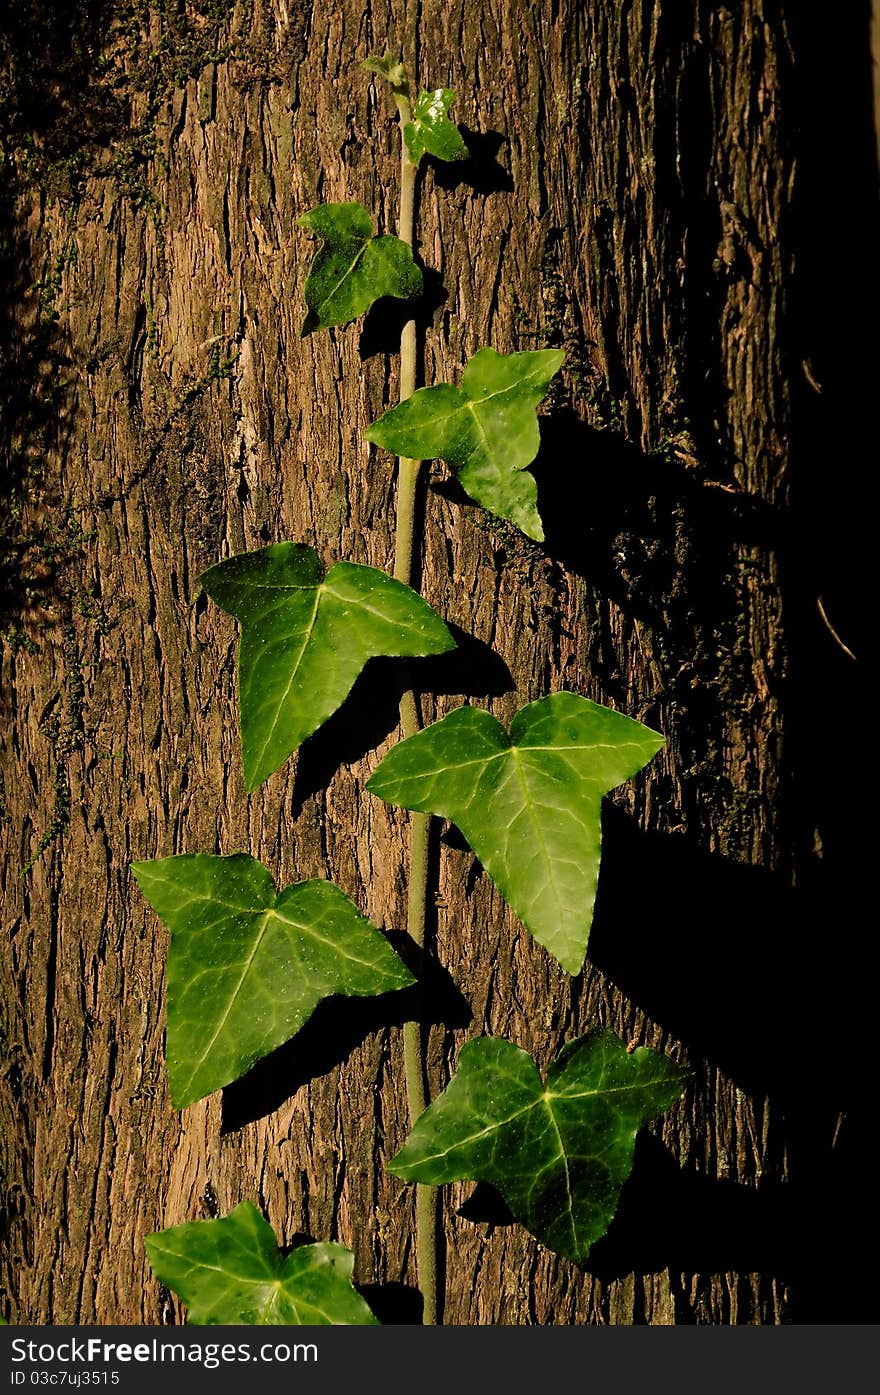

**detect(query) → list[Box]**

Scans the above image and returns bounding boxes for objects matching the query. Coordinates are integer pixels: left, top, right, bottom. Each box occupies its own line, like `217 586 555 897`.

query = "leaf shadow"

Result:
583 1135 798 1286
357 1282 424 1325
290 628 513 818
590 807 874 1321
411 622 514 699
592 806 868 1121
456 1137 801 1311
427 470 485 521
358 267 448 361
533 409 780 601
220 941 471 1133
455 1135 801 1280
457 1181 515 1228
444 797 872 1319
439 823 471 854
429 128 513 195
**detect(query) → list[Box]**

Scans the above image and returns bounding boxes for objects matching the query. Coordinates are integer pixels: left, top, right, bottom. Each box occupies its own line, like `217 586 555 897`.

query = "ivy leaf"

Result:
366 347 564 540
388 1030 688 1263
298 202 422 334
200 542 454 790
130 853 414 1109
145 1201 379 1325
404 90 468 165
367 692 663 974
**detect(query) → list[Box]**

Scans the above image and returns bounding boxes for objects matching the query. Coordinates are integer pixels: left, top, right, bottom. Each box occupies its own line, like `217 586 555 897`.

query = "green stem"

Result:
390 88 439 1329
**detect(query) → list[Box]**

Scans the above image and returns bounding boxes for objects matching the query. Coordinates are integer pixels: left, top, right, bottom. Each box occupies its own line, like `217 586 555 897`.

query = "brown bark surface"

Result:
1 1 874 1324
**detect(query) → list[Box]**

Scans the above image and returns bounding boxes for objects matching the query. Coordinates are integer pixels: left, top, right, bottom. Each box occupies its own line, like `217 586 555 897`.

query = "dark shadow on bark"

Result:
429 128 513 196
357 1281 423 1325
0 1 130 634
653 3 732 480
438 823 471 853
0 2 123 167
457 1181 515 1229
593 809 806 1105
778 0 877 1322
458 1136 801 1291
592 807 874 1322
430 409 779 754
427 472 492 525
587 1136 800 1288
783 0 875 909
412 622 514 698
458 1128 870 1323
291 632 513 818
618 1127 874 1325
595 801 872 1135
0 190 72 633
534 410 778 594
533 408 785 845
220 944 471 1133
358 268 449 361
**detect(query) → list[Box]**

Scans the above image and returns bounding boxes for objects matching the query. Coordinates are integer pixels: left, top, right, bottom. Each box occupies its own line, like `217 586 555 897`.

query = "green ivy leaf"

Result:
404 89 468 165
130 853 414 1109
388 1030 688 1263
145 1201 379 1325
298 202 422 334
366 347 564 540
200 543 454 790
367 692 663 974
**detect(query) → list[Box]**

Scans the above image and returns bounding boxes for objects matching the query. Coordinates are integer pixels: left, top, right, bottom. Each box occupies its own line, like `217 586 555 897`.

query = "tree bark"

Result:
1 0 874 1325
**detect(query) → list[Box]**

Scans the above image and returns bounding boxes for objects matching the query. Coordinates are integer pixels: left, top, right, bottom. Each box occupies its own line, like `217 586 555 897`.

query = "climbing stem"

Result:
390 85 439 1328
392 90 420 591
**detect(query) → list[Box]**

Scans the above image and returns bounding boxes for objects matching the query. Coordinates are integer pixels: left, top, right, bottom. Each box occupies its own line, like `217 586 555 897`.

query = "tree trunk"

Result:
1 0 874 1325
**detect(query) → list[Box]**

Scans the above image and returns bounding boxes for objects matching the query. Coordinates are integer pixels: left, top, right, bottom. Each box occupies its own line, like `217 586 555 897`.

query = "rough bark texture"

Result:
1 1 874 1324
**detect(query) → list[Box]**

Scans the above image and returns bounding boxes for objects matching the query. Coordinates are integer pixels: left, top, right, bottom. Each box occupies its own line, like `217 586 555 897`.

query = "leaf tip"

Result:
558 948 587 977
243 764 269 794
168 1087 194 1113
384 1148 408 1180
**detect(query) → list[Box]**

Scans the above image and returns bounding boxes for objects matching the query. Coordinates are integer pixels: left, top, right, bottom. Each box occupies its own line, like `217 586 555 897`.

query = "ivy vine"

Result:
137 53 687 1327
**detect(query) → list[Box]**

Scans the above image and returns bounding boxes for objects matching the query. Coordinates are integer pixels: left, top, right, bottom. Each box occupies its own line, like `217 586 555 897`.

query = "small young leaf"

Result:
298 202 422 334
131 853 414 1109
200 542 455 790
145 1200 379 1325
362 53 409 98
366 347 564 540
366 692 663 973
404 89 468 165
388 1030 688 1263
